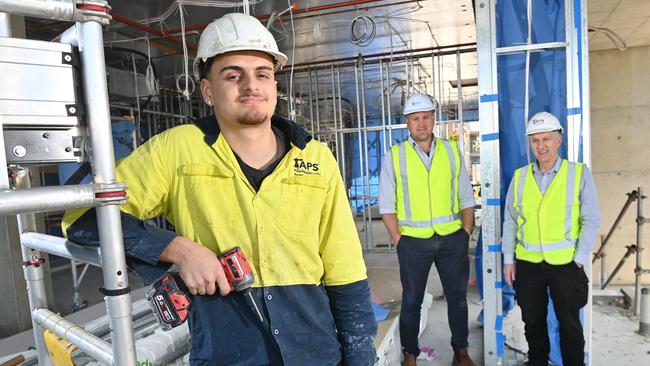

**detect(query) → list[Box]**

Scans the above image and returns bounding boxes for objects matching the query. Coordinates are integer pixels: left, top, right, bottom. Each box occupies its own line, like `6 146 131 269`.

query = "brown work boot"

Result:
451 348 475 366
402 352 417 366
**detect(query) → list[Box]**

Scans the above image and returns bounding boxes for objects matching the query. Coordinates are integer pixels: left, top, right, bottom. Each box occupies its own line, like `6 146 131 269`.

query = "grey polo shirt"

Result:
502 158 601 266
378 135 476 215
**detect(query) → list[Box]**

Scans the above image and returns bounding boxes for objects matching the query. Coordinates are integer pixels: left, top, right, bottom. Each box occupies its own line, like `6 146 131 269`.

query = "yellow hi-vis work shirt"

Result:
391 139 462 238
513 159 583 265
63 118 366 288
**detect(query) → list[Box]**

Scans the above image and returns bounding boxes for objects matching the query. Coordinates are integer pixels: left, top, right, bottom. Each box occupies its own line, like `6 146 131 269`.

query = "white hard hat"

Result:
526 111 563 135
403 93 436 115
192 13 288 81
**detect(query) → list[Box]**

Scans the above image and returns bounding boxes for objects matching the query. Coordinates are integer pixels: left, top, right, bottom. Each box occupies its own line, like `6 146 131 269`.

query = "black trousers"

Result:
514 260 589 366
397 229 470 356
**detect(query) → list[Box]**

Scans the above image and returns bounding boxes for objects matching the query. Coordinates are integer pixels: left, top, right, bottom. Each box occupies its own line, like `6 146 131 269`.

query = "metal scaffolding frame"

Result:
277 45 478 252
1 1 138 364
476 0 591 364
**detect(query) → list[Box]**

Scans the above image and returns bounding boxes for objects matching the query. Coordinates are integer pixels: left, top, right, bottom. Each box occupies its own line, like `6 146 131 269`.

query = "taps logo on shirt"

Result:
293 158 320 175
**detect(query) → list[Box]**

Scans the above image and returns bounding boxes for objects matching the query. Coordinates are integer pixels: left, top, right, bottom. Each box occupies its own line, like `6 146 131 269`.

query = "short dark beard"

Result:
236 110 269 125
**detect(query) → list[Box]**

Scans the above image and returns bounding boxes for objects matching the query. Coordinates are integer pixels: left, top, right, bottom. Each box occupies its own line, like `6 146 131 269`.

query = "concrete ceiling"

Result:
589 0 650 51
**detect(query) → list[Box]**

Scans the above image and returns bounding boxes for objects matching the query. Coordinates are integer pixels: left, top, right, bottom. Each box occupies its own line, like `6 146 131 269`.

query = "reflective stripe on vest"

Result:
513 160 583 264
392 139 461 237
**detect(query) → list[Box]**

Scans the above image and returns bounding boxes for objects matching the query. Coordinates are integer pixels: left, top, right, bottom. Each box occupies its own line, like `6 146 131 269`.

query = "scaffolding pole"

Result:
78 17 138 365
0 1 139 364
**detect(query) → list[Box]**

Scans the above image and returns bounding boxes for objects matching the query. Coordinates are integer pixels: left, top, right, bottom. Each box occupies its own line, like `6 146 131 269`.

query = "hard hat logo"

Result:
403 93 436 115
526 111 564 135
192 13 288 81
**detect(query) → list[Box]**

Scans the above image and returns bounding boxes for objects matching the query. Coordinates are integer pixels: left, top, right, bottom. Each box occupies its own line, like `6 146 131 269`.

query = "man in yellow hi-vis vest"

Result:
503 112 600 366
379 94 476 366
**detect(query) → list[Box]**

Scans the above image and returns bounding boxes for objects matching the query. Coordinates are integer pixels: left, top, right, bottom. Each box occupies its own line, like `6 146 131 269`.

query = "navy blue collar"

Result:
193 114 312 150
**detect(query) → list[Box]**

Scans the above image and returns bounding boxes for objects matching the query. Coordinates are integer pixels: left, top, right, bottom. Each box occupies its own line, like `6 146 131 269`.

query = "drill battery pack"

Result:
146 272 191 331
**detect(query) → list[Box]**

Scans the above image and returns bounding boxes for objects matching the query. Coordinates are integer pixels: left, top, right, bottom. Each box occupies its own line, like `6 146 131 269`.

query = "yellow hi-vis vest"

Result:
513 159 583 265
391 139 462 238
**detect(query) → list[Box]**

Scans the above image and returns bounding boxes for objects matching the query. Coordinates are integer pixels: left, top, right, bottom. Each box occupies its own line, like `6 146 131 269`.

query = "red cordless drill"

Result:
148 246 264 330
218 246 264 323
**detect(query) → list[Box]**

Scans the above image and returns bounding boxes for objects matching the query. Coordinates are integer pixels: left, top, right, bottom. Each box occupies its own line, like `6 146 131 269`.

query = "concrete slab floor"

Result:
364 252 650 366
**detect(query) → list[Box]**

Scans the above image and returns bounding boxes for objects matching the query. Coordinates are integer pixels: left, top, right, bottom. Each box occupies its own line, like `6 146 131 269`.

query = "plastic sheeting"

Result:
490 1 584 365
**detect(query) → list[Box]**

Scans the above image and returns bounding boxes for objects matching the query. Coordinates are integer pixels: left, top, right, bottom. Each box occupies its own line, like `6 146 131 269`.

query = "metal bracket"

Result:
74 1 112 25
61 51 79 68
92 182 128 206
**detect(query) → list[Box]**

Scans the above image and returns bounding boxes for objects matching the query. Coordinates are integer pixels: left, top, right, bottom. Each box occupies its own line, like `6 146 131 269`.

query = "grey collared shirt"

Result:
502 158 601 265
378 136 476 215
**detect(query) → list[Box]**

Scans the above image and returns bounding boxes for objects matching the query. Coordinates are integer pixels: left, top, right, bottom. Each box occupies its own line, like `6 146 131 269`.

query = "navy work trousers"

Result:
397 229 470 356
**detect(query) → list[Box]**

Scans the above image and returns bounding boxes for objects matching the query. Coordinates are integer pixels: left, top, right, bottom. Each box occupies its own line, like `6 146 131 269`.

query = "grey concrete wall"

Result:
590 45 650 285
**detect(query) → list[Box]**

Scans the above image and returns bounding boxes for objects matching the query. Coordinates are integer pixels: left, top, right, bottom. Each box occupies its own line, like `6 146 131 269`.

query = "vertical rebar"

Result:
337 66 346 182
431 52 440 137
405 57 410 96
360 59 373 249
315 69 321 137
308 68 315 134
456 50 465 153
379 60 387 155
354 62 367 248
331 65 339 161
285 70 291 119
386 61 393 147
437 52 443 123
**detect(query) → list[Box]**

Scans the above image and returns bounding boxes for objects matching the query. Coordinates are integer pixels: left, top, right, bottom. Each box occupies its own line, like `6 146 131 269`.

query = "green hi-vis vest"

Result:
513 159 584 265
391 139 462 238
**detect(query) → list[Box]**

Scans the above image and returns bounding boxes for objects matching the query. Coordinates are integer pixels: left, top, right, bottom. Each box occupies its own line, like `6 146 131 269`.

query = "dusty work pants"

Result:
514 260 589 366
397 229 470 356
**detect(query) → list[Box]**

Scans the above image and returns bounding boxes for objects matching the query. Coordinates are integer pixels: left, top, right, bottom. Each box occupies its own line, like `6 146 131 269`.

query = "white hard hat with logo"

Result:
192 13 288 81
403 93 436 115
526 111 564 135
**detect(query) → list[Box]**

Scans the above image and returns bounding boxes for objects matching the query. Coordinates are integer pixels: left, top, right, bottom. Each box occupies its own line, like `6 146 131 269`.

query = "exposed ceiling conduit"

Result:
161 0 400 36
110 11 198 51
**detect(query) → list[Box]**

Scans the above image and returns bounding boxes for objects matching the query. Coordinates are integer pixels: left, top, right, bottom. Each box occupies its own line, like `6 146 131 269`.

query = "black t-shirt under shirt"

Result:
232 126 290 191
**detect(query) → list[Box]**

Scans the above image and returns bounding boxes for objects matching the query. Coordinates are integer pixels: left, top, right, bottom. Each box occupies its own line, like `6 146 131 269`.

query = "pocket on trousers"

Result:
572 267 589 309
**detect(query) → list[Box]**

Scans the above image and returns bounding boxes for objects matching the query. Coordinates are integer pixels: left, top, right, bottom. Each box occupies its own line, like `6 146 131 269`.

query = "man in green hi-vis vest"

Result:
379 94 476 366
503 112 600 366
